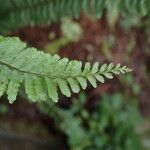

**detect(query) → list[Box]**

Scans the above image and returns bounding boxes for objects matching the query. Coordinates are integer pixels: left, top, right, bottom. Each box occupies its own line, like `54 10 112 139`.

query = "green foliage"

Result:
0 36 131 103
61 18 82 42
38 100 90 149
0 104 8 114
87 93 141 150
0 0 150 33
120 74 141 96
45 18 82 54
38 92 142 150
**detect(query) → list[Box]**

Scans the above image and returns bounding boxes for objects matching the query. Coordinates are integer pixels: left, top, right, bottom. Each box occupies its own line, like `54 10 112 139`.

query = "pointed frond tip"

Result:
0 36 132 103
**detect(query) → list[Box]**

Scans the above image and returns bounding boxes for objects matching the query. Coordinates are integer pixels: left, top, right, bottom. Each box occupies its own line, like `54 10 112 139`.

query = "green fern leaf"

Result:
1 0 150 33
0 36 132 103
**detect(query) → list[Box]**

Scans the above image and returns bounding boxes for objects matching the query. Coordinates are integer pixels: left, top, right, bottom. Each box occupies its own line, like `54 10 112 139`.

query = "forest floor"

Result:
0 15 150 149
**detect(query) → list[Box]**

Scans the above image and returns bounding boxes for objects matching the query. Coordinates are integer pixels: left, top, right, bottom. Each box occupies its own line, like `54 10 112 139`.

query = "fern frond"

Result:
0 36 131 103
0 0 150 33
38 100 89 148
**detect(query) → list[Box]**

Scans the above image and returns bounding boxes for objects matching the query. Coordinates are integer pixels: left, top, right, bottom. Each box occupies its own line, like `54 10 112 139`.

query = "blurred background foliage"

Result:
39 92 142 150
0 1 150 150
